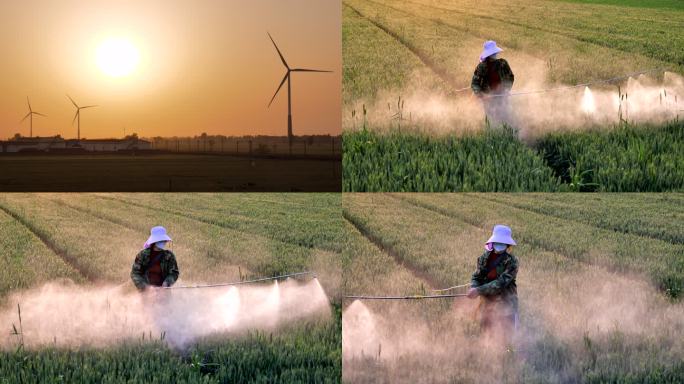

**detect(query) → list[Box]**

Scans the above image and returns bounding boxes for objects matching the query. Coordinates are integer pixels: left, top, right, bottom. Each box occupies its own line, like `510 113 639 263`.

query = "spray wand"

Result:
431 283 470 293
345 293 468 300
164 271 316 290
346 281 474 300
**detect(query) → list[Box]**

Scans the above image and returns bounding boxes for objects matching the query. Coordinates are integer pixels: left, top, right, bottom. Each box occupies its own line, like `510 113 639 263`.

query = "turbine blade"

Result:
27 96 32 111
267 32 289 69
81 105 98 109
292 68 333 73
20 112 31 122
72 111 79 125
33 112 46 117
268 73 289 108
67 94 78 108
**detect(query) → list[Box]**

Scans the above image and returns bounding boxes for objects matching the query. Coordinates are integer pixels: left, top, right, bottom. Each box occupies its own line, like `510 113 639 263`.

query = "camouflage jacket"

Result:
130 248 179 290
471 250 518 310
471 58 514 95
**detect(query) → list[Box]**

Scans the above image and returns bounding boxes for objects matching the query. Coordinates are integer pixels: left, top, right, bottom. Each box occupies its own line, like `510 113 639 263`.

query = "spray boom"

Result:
165 271 316 290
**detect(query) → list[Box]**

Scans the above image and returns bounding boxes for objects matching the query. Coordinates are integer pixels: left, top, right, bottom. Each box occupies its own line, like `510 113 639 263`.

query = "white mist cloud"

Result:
0 278 330 350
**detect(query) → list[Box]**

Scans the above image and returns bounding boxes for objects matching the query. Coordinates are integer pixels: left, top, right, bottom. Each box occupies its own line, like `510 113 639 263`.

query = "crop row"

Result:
103 193 345 253
398 193 684 298
346 0 677 90
482 193 684 244
0 194 338 290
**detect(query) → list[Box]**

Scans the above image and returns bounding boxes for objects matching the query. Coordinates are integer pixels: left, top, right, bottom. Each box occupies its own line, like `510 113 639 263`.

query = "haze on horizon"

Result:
0 0 341 140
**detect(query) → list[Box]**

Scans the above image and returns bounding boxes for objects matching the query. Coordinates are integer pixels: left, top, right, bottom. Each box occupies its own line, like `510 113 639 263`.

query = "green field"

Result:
344 121 684 192
342 193 684 383
0 193 342 383
342 0 684 192
560 0 684 10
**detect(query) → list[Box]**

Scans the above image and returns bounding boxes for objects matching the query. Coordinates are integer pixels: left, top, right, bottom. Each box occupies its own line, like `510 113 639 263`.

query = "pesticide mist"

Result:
342 270 684 383
0 278 330 350
344 69 684 140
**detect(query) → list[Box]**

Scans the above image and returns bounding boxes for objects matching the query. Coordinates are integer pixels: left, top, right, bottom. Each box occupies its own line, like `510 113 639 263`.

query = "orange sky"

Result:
0 0 341 139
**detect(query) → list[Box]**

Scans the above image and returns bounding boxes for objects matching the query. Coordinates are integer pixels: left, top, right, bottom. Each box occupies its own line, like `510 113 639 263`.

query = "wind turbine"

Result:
267 32 332 154
67 95 97 141
21 97 46 138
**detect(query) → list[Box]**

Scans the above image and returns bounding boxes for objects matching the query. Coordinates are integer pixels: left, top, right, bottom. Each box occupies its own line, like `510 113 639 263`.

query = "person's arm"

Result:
470 254 487 288
471 63 486 96
500 59 514 90
476 256 517 296
130 250 148 291
162 252 179 287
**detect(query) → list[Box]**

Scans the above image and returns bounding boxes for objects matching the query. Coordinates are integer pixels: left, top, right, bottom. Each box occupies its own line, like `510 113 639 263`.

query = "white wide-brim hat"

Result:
486 224 516 245
146 226 172 246
480 40 503 62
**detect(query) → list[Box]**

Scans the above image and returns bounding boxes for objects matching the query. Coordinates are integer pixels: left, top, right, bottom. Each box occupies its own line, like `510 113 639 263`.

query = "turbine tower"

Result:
67 95 97 141
21 97 46 138
267 32 332 155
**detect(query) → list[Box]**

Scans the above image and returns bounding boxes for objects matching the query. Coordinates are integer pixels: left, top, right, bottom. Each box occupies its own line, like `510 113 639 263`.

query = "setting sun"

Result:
95 38 140 77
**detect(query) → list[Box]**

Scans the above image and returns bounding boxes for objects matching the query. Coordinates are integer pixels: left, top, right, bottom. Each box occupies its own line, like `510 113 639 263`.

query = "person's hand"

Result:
467 287 479 299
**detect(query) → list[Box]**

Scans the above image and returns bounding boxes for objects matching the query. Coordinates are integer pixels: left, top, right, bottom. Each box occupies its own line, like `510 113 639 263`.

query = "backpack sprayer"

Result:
163 271 317 290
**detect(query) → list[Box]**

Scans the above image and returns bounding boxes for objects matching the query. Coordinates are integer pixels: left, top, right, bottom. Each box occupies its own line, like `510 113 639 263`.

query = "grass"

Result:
536 121 684 192
344 120 684 192
343 126 561 192
342 193 684 383
0 193 342 383
0 315 341 384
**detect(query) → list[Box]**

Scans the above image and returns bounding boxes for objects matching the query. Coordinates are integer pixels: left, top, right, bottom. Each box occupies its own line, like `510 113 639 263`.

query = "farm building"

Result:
1 136 152 152
0 136 66 152
66 138 152 151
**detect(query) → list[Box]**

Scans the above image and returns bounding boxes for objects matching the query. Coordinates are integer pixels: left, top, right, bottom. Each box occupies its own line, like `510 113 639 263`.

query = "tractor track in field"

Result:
473 194 684 245
0 202 96 283
383 193 684 300
378 0 677 70
39 196 259 283
46 197 134 231
342 208 440 290
391 193 618 273
344 1 463 91
92 194 339 255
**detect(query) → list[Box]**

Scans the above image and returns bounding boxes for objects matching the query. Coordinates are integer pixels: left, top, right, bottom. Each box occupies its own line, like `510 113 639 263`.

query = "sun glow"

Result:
95 38 140 78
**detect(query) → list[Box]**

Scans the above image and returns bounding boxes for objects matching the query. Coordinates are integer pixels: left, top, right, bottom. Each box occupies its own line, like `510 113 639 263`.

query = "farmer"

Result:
131 226 179 290
471 40 515 128
467 225 518 341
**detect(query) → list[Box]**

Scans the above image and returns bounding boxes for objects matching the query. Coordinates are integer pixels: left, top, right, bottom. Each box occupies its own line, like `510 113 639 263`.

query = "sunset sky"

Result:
0 0 341 139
